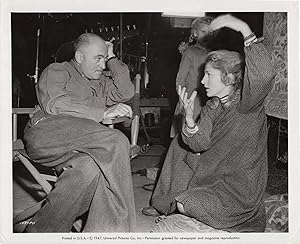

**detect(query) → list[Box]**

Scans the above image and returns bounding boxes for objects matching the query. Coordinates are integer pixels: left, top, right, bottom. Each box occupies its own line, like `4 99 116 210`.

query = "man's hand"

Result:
105 40 115 59
103 103 133 120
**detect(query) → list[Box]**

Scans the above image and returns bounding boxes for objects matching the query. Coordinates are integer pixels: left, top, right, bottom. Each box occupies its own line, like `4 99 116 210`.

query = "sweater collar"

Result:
208 89 241 110
220 89 241 108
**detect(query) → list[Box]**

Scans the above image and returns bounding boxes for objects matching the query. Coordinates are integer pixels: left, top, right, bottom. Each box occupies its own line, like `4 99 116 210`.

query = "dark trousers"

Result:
24 114 136 232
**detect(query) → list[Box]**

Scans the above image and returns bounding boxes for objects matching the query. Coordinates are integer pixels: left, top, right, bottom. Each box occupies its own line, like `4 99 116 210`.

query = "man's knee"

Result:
112 129 130 147
62 154 100 185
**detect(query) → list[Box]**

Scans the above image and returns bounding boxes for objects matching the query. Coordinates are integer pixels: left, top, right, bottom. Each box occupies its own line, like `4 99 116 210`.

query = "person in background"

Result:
23 33 136 232
170 16 213 138
142 15 275 232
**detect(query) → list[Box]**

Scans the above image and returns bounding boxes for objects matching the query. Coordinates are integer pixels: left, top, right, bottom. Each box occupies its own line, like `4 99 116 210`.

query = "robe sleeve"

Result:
181 101 220 152
239 40 276 112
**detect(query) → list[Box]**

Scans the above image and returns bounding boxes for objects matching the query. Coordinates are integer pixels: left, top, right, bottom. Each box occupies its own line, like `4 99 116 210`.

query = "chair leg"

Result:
140 108 151 144
16 153 54 194
73 219 83 232
13 200 45 225
131 115 139 146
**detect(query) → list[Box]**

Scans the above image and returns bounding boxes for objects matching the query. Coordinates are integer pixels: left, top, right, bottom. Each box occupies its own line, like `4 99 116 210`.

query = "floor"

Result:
12 143 166 233
13 139 288 233
130 142 289 232
131 144 166 232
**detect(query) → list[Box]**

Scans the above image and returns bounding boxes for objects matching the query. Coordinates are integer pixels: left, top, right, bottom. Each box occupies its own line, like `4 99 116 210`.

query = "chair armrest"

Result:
102 116 130 125
12 108 36 115
12 107 37 141
13 139 25 150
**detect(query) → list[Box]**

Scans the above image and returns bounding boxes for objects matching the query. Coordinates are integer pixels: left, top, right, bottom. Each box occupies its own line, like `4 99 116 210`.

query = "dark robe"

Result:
151 41 276 232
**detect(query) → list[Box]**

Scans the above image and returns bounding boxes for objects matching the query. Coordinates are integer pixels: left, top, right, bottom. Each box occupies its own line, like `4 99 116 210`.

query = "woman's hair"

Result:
206 50 245 89
191 16 213 33
190 16 215 47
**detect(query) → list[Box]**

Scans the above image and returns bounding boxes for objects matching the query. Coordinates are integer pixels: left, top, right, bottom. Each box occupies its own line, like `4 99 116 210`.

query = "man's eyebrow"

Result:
94 54 105 58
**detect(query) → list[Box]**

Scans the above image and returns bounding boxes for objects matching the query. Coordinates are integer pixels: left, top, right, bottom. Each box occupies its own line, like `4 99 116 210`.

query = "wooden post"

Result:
13 113 18 141
119 13 123 61
131 74 141 145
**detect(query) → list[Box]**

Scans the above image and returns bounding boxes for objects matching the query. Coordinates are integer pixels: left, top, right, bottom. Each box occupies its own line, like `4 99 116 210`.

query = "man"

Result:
23 33 136 232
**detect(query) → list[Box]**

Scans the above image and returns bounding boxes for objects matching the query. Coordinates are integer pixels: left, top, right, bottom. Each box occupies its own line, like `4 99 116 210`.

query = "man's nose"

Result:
201 76 206 85
99 60 106 69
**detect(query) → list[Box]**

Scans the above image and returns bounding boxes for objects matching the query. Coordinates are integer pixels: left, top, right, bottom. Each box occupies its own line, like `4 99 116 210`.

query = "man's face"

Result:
78 38 108 80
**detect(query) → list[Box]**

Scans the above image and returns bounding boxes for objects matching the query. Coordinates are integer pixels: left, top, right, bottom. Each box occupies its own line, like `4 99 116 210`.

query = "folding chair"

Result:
13 110 83 232
12 74 141 232
102 73 141 159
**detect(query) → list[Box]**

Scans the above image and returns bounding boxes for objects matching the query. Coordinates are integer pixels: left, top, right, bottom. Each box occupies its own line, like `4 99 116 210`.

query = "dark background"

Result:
11 12 264 108
11 12 287 193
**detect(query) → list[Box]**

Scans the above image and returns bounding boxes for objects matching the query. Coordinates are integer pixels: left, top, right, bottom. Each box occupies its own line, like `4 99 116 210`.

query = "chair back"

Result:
12 107 36 141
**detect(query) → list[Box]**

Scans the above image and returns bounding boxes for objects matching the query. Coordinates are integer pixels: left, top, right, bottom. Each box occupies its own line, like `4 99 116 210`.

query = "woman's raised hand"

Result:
177 85 197 122
209 14 252 38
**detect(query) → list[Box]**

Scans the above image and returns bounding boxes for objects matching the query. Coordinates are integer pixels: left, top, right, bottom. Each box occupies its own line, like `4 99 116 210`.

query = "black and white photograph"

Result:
0 0 299 243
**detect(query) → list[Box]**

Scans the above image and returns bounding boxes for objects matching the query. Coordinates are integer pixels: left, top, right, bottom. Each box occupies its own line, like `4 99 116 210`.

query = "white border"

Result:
1 0 299 243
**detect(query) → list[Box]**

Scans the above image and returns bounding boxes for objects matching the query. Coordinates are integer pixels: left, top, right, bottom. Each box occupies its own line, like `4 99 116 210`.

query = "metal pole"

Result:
34 28 40 84
13 114 17 141
119 13 123 61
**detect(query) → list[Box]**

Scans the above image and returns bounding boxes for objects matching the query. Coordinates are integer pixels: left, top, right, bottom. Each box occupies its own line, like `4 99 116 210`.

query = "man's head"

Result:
74 33 108 80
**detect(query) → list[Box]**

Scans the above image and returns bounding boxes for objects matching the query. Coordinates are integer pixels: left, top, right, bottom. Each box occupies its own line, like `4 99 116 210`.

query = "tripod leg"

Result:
139 108 151 144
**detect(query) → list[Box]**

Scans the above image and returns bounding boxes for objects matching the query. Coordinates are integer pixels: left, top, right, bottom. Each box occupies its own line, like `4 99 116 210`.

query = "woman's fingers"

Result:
181 86 186 96
177 86 197 109
183 89 188 104
177 85 182 96
189 90 198 103
178 86 186 105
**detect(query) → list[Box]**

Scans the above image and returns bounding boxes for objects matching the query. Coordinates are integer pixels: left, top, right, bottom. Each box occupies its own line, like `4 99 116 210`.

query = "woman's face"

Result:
192 24 209 42
201 63 229 98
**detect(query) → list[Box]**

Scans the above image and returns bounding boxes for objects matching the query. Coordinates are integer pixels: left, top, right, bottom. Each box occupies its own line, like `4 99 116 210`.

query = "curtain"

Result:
263 12 288 120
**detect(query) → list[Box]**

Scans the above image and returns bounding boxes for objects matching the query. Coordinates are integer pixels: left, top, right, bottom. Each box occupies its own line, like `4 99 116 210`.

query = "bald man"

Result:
22 33 136 232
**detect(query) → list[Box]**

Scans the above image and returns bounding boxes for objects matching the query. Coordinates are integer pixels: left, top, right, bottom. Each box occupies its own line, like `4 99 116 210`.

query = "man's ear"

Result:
225 73 235 86
75 50 83 63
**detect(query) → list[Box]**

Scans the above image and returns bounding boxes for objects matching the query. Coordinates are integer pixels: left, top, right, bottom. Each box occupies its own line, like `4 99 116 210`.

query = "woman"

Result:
170 16 213 138
142 15 275 232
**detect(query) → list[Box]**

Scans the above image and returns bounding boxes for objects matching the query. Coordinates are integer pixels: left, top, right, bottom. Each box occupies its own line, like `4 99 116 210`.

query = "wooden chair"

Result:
102 73 141 159
12 74 141 232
